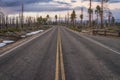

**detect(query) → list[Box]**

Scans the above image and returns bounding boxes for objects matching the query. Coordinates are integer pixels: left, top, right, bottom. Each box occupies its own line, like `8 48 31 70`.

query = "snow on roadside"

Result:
0 30 44 47
0 40 14 47
0 43 6 47
3 40 14 44
26 30 44 36
21 35 26 38
21 30 44 38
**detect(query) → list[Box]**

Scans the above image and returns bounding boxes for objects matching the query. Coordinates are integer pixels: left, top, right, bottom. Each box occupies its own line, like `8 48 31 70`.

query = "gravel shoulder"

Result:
0 29 50 54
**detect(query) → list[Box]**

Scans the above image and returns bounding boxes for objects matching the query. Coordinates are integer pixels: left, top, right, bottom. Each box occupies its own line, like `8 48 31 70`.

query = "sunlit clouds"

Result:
0 0 120 20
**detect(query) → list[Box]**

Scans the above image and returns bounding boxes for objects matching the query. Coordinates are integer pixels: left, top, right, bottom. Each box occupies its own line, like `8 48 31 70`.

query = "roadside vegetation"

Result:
61 0 120 37
0 12 52 44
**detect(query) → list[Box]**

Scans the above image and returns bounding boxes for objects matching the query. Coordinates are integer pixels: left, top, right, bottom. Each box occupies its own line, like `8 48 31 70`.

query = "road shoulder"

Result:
0 28 52 55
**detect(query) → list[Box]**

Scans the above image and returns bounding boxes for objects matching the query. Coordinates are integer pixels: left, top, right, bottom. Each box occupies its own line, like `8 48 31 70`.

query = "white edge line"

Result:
0 28 53 58
66 27 120 55
81 35 120 55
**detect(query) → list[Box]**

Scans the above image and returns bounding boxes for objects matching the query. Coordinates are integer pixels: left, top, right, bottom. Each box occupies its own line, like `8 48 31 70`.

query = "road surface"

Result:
0 26 120 80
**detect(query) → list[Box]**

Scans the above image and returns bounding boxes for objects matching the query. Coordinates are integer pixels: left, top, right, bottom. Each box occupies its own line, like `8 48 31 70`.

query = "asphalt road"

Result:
0 26 120 80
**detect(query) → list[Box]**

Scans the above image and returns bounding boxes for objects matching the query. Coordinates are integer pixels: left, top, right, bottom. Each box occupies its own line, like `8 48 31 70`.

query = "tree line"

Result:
0 0 119 32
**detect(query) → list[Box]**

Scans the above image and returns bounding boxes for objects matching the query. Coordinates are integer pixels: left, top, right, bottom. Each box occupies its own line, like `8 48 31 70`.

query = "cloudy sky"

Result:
0 0 120 20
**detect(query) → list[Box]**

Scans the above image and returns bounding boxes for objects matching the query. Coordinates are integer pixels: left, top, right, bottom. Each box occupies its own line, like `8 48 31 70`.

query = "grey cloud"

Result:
71 0 77 3
74 6 87 10
26 4 71 12
0 0 51 7
81 0 119 2
109 0 120 3
52 1 72 6
10 2 72 13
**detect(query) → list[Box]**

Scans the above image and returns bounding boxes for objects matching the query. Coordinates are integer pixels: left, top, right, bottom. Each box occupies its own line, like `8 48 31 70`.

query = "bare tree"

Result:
16 17 19 29
67 11 70 24
0 12 4 29
70 10 76 26
108 11 112 27
100 0 109 28
21 3 24 29
95 5 101 28
5 16 8 30
88 8 93 27
111 16 115 26
80 8 83 26
100 0 104 28
55 15 58 24
88 0 92 27
46 14 50 24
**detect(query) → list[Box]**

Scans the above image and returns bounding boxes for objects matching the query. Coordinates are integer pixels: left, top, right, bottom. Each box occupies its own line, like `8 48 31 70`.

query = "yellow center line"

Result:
55 30 60 80
55 27 66 80
59 31 66 80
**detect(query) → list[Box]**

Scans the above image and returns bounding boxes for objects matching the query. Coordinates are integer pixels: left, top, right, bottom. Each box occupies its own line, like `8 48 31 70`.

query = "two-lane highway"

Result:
0 26 120 80
0 27 57 80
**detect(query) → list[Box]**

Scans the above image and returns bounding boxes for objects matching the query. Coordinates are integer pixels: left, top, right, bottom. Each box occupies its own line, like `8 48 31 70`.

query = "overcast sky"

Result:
0 0 120 20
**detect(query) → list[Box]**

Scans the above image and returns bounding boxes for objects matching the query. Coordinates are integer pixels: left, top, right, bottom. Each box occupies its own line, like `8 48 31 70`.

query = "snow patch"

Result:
3 40 14 44
0 30 44 47
21 35 26 38
0 40 14 47
26 30 44 36
21 30 44 38
0 43 6 47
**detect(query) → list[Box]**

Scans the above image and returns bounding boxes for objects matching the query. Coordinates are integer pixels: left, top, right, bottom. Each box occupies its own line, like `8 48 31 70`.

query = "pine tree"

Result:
88 0 92 27
88 8 93 27
100 0 109 28
80 8 83 25
46 14 50 24
95 5 101 26
55 15 58 24
70 10 76 25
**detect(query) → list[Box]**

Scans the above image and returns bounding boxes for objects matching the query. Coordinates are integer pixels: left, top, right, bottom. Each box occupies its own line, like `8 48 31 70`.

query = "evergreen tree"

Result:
70 10 76 25
88 8 93 27
80 8 83 26
55 15 58 24
95 5 101 26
